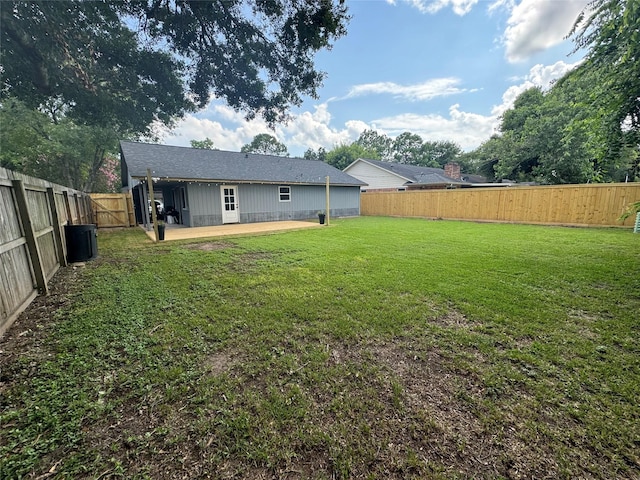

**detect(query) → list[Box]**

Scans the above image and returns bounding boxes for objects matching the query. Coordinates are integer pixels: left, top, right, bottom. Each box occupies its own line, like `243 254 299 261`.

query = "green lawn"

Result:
1 217 639 479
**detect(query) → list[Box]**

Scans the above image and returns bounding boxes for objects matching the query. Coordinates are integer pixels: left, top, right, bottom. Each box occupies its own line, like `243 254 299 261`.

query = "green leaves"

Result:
1 1 350 130
351 129 464 168
467 0 639 184
0 98 120 191
240 133 289 156
325 143 378 170
0 1 191 134
189 138 217 150
568 0 640 177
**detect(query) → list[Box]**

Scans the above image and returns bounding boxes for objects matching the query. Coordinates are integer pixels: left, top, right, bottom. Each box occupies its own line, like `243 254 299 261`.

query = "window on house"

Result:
279 186 291 202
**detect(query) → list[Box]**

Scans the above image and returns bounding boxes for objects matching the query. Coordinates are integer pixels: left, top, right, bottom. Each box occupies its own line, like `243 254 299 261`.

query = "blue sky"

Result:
162 0 590 156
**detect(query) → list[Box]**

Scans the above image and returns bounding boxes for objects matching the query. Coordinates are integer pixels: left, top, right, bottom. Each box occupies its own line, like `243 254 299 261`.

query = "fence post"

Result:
47 187 67 267
127 192 135 226
63 191 73 225
12 180 49 296
84 195 94 224
73 193 81 224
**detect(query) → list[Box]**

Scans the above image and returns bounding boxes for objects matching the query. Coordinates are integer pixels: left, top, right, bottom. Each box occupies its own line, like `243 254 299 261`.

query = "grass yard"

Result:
1 217 639 479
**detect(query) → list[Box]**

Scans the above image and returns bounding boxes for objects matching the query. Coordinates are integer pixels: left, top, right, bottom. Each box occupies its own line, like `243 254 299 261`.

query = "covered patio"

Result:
143 220 322 242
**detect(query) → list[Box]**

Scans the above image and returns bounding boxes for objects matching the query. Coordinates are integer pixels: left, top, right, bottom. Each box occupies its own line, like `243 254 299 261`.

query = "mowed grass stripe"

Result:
1 217 638 479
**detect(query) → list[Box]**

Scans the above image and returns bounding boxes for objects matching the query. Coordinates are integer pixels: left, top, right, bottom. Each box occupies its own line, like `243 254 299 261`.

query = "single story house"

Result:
343 158 485 191
120 141 366 227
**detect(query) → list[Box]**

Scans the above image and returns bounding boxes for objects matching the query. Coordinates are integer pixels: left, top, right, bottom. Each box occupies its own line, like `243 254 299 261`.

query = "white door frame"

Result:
220 185 240 224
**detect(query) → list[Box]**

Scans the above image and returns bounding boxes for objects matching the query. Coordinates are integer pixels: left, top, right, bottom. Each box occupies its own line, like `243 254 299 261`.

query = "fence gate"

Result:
90 193 135 228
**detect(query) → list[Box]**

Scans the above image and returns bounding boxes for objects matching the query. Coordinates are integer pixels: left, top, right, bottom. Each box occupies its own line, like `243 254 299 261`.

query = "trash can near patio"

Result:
65 224 98 263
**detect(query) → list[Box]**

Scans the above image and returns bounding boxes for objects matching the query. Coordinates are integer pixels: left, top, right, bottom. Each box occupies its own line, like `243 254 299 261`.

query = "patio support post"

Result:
325 176 330 226
141 182 150 230
147 169 159 242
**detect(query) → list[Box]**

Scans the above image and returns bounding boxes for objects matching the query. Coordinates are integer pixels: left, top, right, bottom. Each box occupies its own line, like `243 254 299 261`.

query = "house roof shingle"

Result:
120 141 366 186
352 158 468 185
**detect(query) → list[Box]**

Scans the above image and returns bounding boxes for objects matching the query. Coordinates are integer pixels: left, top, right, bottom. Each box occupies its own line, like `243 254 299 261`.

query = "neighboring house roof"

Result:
344 158 469 186
461 173 487 183
120 141 366 186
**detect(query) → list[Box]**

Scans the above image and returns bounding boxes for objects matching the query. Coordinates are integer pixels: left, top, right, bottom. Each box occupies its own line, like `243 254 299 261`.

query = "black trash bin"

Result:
65 224 98 263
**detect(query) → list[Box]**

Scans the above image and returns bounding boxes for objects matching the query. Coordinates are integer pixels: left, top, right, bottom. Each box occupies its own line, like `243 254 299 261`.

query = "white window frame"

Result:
278 185 291 202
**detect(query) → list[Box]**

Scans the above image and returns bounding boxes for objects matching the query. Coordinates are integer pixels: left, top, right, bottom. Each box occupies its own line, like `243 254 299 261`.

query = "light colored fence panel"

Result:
90 193 135 228
361 183 640 227
24 187 60 280
0 245 36 327
0 181 36 330
0 183 22 243
0 167 90 337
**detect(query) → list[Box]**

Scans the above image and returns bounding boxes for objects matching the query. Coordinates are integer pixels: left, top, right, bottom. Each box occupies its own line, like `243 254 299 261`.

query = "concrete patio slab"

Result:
144 220 323 242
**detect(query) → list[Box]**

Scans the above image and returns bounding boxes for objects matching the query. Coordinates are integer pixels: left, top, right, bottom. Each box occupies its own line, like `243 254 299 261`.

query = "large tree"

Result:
392 132 424 164
0 0 350 131
190 138 217 150
1 1 348 190
354 129 393 161
387 131 462 168
303 146 327 162
570 0 639 135
324 144 377 170
241 133 289 156
0 97 120 191
449 1 640 185
470 83 611 184
418 141 462 168
568 0 639 180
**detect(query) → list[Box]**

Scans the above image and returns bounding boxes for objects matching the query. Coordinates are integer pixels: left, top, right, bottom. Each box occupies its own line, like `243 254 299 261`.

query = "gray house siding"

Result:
120 141 366 228
188 184 219 227
158 185 191 227
188 183 360 227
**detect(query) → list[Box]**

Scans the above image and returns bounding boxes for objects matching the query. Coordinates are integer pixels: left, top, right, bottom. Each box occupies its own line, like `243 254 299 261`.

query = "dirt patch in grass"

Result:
227 251 275 273
431 309 478 329
183 241 236 251
322 341 505 478
316 338 613 479
203 350 244 376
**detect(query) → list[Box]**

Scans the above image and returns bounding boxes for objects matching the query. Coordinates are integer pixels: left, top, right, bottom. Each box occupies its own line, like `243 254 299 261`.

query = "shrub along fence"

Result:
90 193 135 228
0 167 92 337
361 183 640 228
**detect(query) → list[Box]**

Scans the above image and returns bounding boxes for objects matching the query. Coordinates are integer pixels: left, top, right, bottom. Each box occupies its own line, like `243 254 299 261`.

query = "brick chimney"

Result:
444 162 461 180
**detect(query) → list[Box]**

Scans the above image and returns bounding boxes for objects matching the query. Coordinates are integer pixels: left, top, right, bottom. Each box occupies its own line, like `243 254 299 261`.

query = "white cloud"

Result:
387 0 480 15
163 61 580 156
163 102 271 151
163 101 367 156
502 0 590 62
491 60 580 116
279 103 365 152
372 105 496 151
488 0 514 14
346 78 471 101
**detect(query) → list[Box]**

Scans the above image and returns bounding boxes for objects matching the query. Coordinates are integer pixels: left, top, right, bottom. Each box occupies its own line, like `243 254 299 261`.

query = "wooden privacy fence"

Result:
0 167 92 337
90 193 135 228
361 183 640 227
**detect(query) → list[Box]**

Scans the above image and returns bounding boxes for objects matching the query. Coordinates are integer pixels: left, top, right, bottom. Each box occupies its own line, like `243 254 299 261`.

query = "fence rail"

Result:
0 168 91 337
90 193 135 228
361 183 640 227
